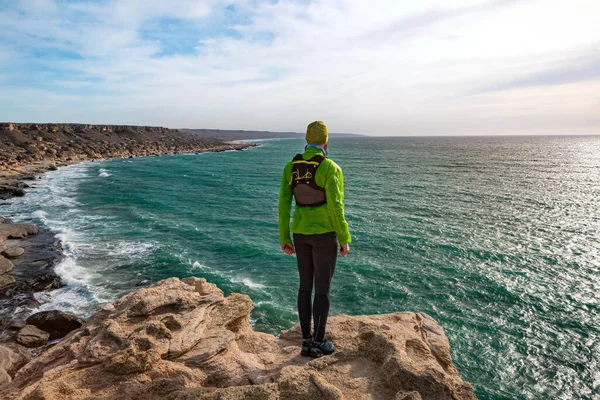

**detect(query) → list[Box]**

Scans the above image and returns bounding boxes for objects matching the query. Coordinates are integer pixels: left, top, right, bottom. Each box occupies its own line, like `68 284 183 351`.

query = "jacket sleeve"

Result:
325 167 352 245
278 163 293 245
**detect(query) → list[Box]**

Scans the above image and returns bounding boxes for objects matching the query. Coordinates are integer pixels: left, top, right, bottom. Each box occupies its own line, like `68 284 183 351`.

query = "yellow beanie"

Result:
306 121 328 145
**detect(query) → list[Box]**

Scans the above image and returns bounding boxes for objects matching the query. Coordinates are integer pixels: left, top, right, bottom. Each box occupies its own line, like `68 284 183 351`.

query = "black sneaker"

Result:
309 338 335 358
301 336 313 356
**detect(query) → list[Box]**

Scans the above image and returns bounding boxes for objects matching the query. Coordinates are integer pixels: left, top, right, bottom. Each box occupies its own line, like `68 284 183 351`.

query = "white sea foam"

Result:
54 258 86 286
98 168 111 177
253 300 280 308
4 162 106 317
31 210 48 223
189 261 266 291
106 241 157 257
31 256 100 317
231 277 266 290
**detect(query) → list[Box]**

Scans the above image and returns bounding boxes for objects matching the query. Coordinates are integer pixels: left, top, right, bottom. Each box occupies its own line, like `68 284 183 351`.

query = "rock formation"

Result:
0 277 477 400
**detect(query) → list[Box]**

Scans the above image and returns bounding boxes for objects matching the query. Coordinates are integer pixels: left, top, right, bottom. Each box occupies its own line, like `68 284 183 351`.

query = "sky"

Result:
0 0 599 136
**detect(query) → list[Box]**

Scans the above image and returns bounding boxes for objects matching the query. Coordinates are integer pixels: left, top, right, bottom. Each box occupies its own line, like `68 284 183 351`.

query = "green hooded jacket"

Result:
278 147 352 245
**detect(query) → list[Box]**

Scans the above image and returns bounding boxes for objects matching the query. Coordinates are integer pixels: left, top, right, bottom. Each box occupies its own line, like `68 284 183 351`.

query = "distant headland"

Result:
0 123 256 200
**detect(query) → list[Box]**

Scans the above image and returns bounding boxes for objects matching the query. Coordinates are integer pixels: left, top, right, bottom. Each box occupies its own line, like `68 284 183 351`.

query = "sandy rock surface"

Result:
0 224 39 241
2 248 25 259
16 325 49 348
0 277 476 400
0 345 30 386
0 256 14 273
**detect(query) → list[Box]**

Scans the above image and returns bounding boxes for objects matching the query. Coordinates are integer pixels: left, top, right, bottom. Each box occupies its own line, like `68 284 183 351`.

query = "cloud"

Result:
0 0 599 135
479 52 600 93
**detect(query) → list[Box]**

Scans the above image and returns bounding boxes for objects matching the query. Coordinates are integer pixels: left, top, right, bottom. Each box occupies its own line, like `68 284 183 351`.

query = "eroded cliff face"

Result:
0 277 477 400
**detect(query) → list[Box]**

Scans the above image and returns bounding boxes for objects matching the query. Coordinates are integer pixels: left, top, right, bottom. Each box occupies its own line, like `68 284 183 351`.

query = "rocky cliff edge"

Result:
0 277 477 400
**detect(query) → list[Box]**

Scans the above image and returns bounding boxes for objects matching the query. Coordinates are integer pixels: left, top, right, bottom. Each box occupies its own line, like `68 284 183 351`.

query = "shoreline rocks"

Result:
0 277 477 399
16 325 49 348
2 248 24 259
0 219 63 342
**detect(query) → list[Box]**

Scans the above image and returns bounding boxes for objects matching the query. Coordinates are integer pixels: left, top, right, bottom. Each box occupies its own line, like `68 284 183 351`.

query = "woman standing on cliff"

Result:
278 121 351 358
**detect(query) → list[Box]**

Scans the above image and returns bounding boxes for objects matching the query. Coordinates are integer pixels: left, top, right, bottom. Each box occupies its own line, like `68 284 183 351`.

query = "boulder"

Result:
2 278 476 399
0 185 25 199
0 256 14 273
9 321 26 331
26 310 85 340
0 274 15 290
2 247 24 259
16 325 50 348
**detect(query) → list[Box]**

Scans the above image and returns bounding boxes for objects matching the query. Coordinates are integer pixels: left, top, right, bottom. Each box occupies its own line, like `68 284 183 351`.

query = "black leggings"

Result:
293 232 338 342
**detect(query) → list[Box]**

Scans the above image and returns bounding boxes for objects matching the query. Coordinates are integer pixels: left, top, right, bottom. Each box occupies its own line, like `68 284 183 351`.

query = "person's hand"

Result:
281 243 295 255
340 244 350 256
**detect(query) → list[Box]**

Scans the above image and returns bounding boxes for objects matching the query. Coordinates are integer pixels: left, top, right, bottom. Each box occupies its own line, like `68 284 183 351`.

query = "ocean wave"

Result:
98 168 111 177
33 257 99 317
106 241 158 258
31 210 48 223
230 277 266 290
189 261 267 292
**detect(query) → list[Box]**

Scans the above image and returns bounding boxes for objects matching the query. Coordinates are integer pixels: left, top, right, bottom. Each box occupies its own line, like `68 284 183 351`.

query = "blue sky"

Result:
0 0 599 135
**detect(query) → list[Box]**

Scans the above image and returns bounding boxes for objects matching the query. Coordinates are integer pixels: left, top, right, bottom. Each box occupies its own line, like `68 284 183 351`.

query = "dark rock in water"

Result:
16 325 49 348
0 185 25 199
26 310 85 340
135 279 151 287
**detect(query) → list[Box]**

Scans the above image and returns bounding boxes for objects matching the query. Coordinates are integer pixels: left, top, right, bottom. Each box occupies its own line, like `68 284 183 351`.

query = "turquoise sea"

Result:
4 136 600 399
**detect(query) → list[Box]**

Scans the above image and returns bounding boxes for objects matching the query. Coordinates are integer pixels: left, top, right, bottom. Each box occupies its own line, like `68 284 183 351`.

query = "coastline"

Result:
0 122 256 201
0 123 256 342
